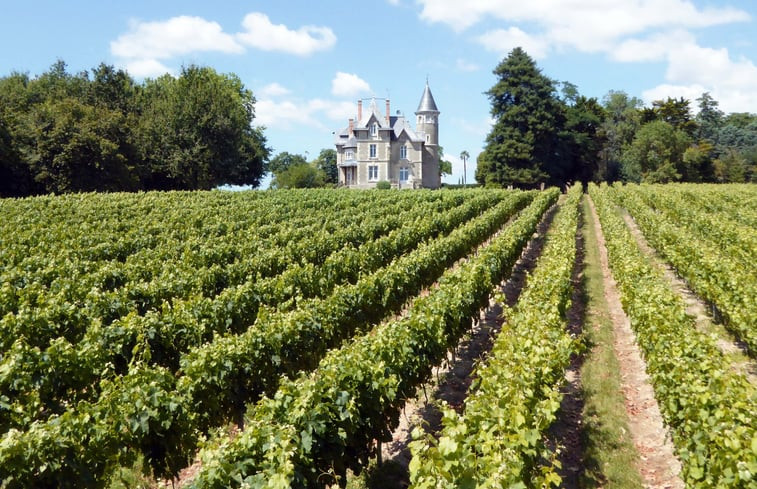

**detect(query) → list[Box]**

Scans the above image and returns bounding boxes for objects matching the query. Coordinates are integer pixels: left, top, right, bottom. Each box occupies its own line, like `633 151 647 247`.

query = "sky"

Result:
2 0 757 186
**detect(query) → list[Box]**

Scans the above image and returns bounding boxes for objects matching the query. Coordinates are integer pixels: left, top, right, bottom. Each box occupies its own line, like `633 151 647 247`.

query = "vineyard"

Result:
0 184 755 488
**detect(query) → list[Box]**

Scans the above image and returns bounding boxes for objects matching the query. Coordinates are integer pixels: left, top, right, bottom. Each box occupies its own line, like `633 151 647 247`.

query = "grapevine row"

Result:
408 184 582 488
187 189 560 488
589 183 756 487
0 191 538 487
611 184 757 357
0 191 513 432
1 191 460 351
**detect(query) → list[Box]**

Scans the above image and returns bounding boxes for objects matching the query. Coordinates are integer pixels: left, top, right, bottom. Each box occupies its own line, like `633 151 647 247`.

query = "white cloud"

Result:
236 12 336 56
641 40 757 113
417 1 756 112
331 72 371 97
418 0 749 58
611 30 694 63
641 83 707 106
112 13 337 78
310 99 357 121
258 82 291 98
418 0 749 38
476 27 550 59
255 96 356 130
123 59 174 79
111 16 243 60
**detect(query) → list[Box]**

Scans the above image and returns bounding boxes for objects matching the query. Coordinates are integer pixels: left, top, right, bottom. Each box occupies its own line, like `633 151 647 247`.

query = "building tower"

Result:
415 81 440 187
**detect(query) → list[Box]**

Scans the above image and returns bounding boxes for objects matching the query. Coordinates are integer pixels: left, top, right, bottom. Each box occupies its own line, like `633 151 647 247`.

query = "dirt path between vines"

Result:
372 201 560 488
545 204 586 489
620 212 757 385
587 197 685 489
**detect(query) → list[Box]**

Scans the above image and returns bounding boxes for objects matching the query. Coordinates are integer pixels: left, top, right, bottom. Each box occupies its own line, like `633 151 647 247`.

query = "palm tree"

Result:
459 150 470 186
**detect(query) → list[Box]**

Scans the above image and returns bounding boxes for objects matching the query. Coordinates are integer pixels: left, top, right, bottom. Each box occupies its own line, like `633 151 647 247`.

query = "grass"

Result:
578 194 643 489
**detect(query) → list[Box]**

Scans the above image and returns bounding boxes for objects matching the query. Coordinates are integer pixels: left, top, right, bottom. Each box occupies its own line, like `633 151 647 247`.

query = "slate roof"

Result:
416 83 439 113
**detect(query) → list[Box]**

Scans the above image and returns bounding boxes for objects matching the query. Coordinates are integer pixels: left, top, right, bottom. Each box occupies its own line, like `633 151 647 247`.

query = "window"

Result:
368 165 379 181
400 145 407 159
369 144 377 158
426 134 430 143
399 166 409 182
346 150 354 160
370 123 378 136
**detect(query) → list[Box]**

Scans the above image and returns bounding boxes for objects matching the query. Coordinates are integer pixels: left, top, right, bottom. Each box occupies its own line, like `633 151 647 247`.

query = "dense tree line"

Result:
0 61 269 197
267 149 337 189
477 48 757 188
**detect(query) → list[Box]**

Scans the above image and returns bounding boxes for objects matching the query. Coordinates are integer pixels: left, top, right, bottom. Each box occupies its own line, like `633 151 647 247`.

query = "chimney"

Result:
348 118 354 136
385 99 391 124
357 100 363 122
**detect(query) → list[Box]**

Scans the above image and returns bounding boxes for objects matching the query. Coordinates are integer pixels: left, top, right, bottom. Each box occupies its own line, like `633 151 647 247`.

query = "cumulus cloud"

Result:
258 82 291 98
417 0 749 57
110 16 244 78
418 0 749 37
236 12 336 56
255 94 356 130
111 13 336 77
111 16 244 60
642 40 757 113
331 72 371 97
416 0 756 112
476 27 550 59
123 58 175 79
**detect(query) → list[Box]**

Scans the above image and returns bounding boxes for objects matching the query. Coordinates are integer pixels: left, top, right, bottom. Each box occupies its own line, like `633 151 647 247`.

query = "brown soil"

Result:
375 202 561 488
587 197 684 489
621 212 757 384
545 205 586 488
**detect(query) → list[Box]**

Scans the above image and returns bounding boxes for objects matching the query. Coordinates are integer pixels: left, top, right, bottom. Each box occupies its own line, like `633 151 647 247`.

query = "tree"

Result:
620 120 692 183
559 95 607 184
713 148 749 182
25 97 138 193
0 72 38 196
0 61 269 195
695 92 724 143
641 97 698 136
459 150 470 186
271 162 326 189
476 47 564 188
312 148 337 184
267 151 308 175
135 65 269 190
437 146 452 177
597 90 642 182
682 141 716 182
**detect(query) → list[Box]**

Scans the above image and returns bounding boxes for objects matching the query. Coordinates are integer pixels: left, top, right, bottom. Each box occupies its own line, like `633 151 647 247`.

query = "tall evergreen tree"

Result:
476 47 564 188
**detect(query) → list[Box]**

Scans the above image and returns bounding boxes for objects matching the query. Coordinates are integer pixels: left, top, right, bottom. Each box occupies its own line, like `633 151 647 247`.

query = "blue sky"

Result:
2 0 756 186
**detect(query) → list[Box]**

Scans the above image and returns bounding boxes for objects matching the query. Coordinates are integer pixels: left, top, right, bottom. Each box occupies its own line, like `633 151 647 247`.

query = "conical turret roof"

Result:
416 82 439 113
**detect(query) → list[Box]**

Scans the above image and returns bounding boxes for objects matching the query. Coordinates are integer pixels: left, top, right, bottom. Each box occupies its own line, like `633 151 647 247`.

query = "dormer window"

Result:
370 123 378 137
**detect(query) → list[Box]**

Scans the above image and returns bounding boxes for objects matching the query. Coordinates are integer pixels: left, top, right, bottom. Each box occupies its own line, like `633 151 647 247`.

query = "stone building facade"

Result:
334 83 440 189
